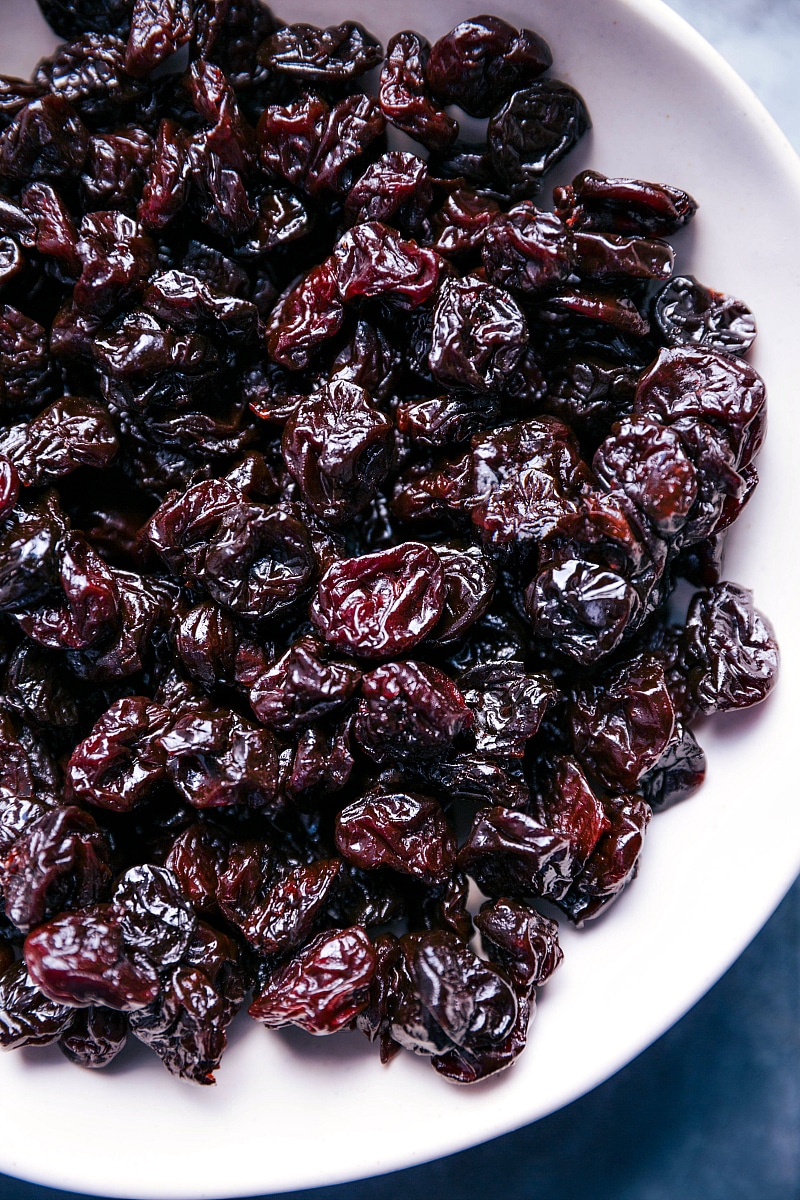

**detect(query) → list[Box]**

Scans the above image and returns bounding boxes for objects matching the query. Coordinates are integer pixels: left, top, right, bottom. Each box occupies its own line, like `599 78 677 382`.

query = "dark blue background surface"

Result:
1 875 798 1200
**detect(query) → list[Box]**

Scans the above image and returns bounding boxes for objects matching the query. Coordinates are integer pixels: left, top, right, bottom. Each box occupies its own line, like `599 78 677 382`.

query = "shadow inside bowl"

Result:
272 1022 379 1066
696 697 777 743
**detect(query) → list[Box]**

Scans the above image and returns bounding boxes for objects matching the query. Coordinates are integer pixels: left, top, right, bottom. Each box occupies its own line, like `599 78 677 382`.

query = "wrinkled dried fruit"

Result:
354 661 473 764
0 962 75 1049
458 807 576 902
427 17 552 117
311 542 445 659
683 583 779 715
58 1005 128 1069
1 806 112 934
25 906 161 1010
487 81 591 198
282 381 393 525
570 655 675 790
475 900 563 994
336 791 457 885
249 927 376 1035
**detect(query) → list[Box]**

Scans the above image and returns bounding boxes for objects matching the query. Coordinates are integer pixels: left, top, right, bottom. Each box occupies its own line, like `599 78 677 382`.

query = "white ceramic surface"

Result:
1 1 800 1196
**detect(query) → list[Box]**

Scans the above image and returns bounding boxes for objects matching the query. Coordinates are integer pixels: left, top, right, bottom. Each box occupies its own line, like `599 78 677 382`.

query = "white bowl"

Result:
2 1 800 1196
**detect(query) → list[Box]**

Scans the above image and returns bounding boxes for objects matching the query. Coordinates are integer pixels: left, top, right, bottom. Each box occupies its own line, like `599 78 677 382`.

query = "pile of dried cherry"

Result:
0 2 779 1087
